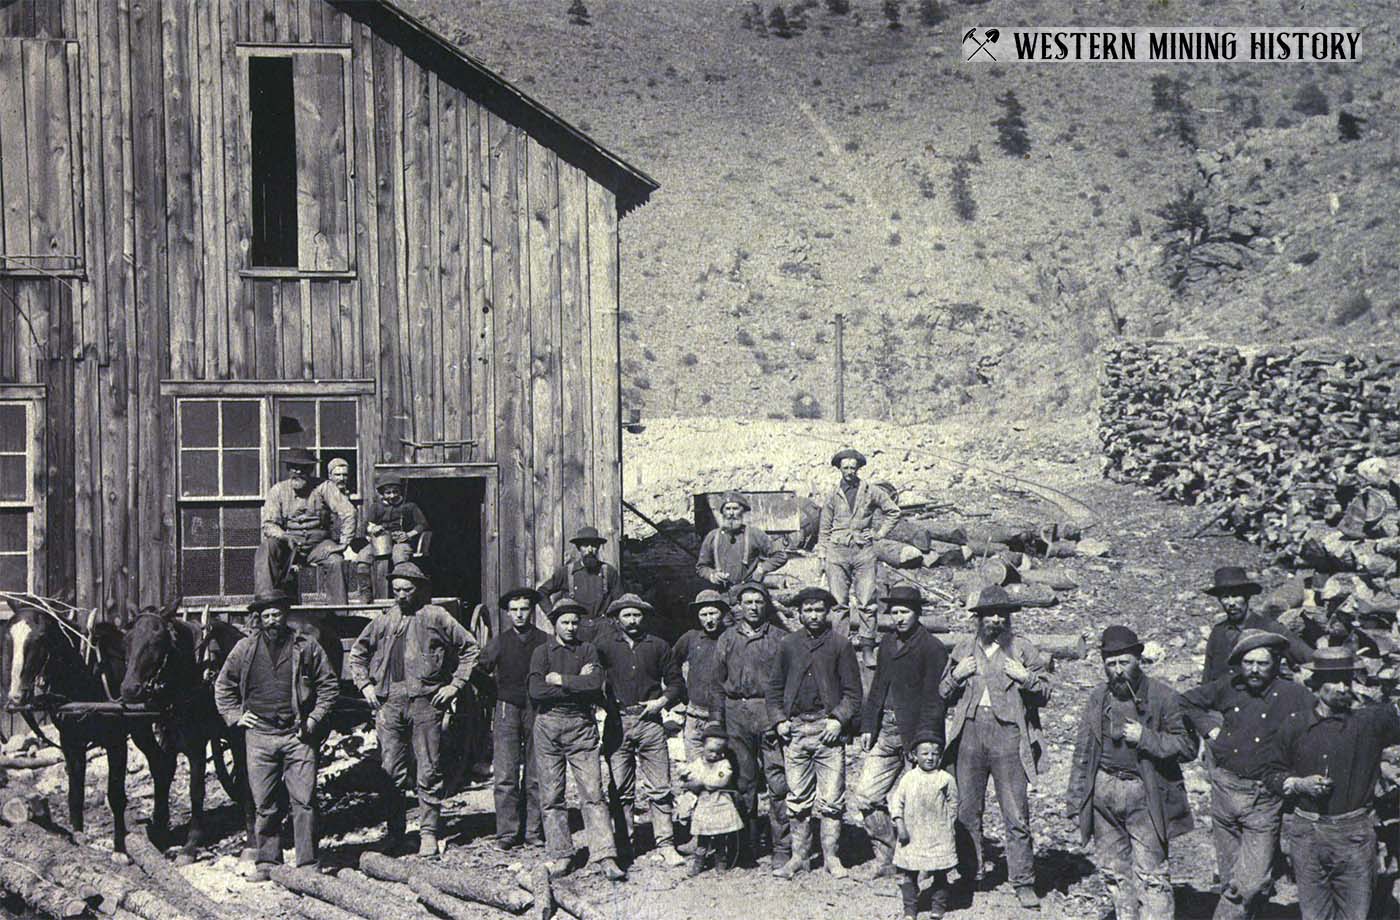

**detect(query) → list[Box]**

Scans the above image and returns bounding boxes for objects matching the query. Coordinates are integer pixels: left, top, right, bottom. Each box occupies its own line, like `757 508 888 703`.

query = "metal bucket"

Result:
372 532 394 558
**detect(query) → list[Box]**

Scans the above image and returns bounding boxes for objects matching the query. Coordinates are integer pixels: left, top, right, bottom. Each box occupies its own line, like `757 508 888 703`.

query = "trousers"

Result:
824 544 879 647
1092 771 1173 920
534 710 616 861
256 535 346 603
854 710 906 815
724 697 790 819
1210 767 1284 920
377 694 445 806
607 713 675 847
246 729 317 868
784 716 847 819
1287 808 1376 920
955 712 1035 889
492 699 542 844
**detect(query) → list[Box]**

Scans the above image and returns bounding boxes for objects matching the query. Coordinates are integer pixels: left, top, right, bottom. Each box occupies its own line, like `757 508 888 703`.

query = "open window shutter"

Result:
294 52 351 272
0 39 81 273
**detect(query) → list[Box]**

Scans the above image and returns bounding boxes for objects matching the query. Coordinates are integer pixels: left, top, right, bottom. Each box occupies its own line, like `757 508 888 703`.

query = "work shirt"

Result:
966 642 1018 723
672 627 723 711
595 629 680 713
711 620 788 718
1180 674 1315 780
527 636 605 717
536 559 621 624
347 602 479 698
695 525 787 587
364 498 429 538
1201 612 1311 684
818 477 900 550
479 625 548 708
1100 692 1143 776
261 478 357 547
245 632 297 730
1266 701 1400 815
766 627 862 728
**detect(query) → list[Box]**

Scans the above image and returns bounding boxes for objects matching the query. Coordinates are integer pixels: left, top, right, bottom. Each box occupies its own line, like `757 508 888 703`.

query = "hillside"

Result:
402 0 1400 433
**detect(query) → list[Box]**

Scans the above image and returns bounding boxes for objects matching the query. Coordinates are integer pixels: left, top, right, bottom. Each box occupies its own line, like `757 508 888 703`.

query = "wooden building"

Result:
0 0 656 615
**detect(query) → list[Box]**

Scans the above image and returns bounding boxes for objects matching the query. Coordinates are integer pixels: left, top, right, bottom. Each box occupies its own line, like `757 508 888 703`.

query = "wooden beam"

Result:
159 379 375 396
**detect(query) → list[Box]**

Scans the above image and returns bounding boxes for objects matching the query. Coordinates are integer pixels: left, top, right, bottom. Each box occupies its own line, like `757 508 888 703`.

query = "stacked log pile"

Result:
1100 342 1400 615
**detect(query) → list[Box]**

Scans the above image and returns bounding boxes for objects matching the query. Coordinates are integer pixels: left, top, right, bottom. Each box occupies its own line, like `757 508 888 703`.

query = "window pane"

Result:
180 449 219 497
0 510 26 553
223 449 261 496
181 548 221 596
0 404 24 452
181 506 221 548
224 549 256 596
222 400 261 448
278 400 315 447
0 554 26 592
225 505 263 548
319 400 357 447
0 455 25 502
180 401 218 448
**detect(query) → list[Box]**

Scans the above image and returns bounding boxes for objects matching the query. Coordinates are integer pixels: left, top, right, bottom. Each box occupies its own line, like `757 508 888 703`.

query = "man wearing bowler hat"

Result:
818 448 902 667
1202 566 1310 684
769 585 862 880
1066 626 1196 920
478 587 549 849
1182 630 1315 920
348 563 480 857
940 585 1051 909
696 491 788 594
256 447 357 603
537 526 622 636
1266 647 1400 920
853 584 949 881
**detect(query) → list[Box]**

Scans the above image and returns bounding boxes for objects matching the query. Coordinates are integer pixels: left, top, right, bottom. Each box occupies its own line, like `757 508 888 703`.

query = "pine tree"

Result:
825 0 850 13
768 5 793 38
883 0 903 30
918 0 943 26
567 0 590 26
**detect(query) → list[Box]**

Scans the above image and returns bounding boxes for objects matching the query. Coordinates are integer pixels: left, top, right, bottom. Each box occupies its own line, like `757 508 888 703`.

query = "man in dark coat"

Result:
852 584 948 880
1201 567 1310 684
1066 626 1197 920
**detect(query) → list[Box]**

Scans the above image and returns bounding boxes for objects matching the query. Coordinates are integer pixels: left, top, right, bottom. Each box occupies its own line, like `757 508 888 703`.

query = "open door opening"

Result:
400 476 485 610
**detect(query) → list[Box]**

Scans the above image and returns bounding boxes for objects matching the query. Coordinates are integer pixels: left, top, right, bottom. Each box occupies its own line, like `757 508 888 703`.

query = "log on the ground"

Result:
1019 566 1078 591
357 852 409 884
407 875 487 920
932 631 1086 660
1005 583 1058 607
407 859 531 914
296 897 366 920
119 887 196 920
0 854 90 917
124 831 226 920
548 879 610 920
270 865 422 920
0 752 64 769
524 866 552 920
2 794 51 825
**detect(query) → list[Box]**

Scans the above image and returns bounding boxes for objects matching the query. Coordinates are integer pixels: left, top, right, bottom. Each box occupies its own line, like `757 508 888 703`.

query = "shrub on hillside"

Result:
992 90 1030 156
680 352 698 367
950 160 976 221
1293 82 1330 116
567 0 590 26
1331 291 1371 326
768 5 794 37
1153 182 1251 293
918 0 944 26
825 0 849 14
1150 75 1197 147
791 393 822 419
737 329 756 347
883 0 902 29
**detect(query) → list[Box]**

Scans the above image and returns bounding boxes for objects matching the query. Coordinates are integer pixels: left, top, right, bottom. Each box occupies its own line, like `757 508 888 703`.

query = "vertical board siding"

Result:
527 137 562 588
559 162 591 545
403 58 434 459
438 80 466 461
587 181 622 570
293 52 351 272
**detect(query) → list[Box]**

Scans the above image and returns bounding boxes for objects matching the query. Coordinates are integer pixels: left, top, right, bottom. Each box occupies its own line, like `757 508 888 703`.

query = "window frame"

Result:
0 387 46 595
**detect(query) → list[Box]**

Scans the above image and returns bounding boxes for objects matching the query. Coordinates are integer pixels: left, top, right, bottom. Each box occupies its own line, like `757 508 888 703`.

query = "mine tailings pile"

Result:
1099 341 1400 617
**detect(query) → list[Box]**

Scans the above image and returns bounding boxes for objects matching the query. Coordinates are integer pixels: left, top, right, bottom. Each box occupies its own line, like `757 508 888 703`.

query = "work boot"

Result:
686 850 706 878
545 856 573 878
598 857 627 881
820 818 847 878
1015 885 1041 910
768 800 792 869
773 817 811 879
383 792 409 854
856 811 898 880
417 804 441 857
677 836 696 855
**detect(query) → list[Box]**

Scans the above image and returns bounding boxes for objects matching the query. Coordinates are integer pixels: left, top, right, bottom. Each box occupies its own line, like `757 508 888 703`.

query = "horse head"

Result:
195 617 245 686
3 601 84 710
120 603 192 706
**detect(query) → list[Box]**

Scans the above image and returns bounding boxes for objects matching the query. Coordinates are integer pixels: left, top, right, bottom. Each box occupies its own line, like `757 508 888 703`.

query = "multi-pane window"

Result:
0 402 34 591
277 398 359 497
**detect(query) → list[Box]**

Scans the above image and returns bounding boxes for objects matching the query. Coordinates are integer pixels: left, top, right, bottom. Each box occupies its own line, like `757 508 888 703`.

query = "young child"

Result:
889 732 958 920
681 723 743 877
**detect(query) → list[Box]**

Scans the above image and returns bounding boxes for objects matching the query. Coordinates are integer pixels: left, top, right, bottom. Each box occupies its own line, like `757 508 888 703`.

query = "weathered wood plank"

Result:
280 279 301 378
312 280 340 378
296 0 313 45
23 40 74 266
0 40 31 267
403 60 435 460
162 0 198 378
299 277 313 376
371 35 405 459
351 20 379 410
338 279 357 379
0 279 13 379
490 115 527 590
438 76 466 461
468 100 494 462
587 181 622 565
73 351 99 608
45 280 74 598
294 51 351 272
223 0 250 375
195 0 228 377
559 163 591 543
73 0 104 359
527 139 562 588
252 279 278 378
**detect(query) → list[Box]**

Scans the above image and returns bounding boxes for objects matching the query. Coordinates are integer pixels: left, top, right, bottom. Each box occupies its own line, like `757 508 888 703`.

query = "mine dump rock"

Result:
2 794 51 826
270 865 421 920
123 831 226 920
0 854 90 917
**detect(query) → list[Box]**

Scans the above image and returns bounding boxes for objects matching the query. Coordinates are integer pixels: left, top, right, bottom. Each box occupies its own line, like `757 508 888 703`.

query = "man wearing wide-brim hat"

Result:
348 562 480 857
939 584 1051 909
673 589 731 760
1201 566 1310 684
255 446 358 604
1265 646 1400 920
536 525 621 635
817 447 901 677
696 491 788 593
1182 629 1316 920
1066 626 1196 920
852 584 949 881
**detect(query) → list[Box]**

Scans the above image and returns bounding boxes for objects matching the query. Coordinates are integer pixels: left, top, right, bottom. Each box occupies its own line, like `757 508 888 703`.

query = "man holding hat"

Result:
1066 626 1196 920
537 526 621 636
1202 566 1310 684
853 584 948 881
674 589 730 759
818 447 902 675
768 585 862 880
711 581 793 868
696 491 788 593
256 447 357 603
478 587 549 849
940 585 1051 909
1265 647 1400 920
1182 629 1315 920
214 588 340 880
595 593 686 866
529 597 625 880
348 562 480 857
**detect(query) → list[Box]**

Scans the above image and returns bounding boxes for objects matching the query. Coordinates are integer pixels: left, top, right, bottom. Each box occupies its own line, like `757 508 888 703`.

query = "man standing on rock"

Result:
818 448 901 682
1266 646 1400 920
696 491 788 595
1066 626 1197 920
768 586 862 880
853 584 948 881
536 526 621 638
1181 630 1315 920
348 563 480 857
940 585 1051 910
710 581 792 868
1201 567 1310 684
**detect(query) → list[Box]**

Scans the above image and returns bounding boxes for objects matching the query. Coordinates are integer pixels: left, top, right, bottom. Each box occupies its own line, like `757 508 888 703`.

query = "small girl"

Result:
681 723 743 876
888 732 959 920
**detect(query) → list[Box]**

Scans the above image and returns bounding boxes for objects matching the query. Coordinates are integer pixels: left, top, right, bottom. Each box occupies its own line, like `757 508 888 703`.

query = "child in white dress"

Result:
681 724 743 876
889 733 958 919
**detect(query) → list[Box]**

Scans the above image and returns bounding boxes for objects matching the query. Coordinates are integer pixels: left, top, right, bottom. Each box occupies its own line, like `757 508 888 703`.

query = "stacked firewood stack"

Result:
1100 342 1400 613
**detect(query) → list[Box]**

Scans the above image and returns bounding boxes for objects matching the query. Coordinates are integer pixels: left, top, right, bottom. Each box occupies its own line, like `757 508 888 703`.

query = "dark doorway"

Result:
401 476 485 609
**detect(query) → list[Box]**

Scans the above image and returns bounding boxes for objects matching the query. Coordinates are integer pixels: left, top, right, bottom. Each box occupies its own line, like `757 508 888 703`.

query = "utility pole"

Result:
834 313 846 423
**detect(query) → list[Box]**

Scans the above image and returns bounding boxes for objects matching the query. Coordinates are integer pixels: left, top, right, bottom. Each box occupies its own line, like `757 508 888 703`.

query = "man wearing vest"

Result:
256 447 357 603
348 563 480 857
696 491 788 595
214 588 339 881
536 526 621 639
817 448 901 681
941 585 1052 910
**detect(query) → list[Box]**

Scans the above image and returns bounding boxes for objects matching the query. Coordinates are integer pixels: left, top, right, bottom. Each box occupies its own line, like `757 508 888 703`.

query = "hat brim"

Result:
549 602 588 620
969 602 1021 615
499 589 542 609
1100 643 1145 658
1205 583 1262 597
248 597 292 613
690 599 731 613
880 596 924 610
570 537 607 547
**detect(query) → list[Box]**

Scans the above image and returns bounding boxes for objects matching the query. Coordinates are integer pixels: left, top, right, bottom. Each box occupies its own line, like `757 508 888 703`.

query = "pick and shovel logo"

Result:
964 27 1000 61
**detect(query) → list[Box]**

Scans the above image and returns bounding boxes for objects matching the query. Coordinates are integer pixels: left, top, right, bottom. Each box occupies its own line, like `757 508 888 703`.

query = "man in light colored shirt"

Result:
255 448 356 603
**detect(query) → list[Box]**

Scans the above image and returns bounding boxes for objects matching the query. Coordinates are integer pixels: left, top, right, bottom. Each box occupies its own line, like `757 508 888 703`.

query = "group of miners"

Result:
212 445 1400 920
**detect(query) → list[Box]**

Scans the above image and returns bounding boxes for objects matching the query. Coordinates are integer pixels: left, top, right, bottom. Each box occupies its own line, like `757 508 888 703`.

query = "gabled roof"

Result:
331 0 658 217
